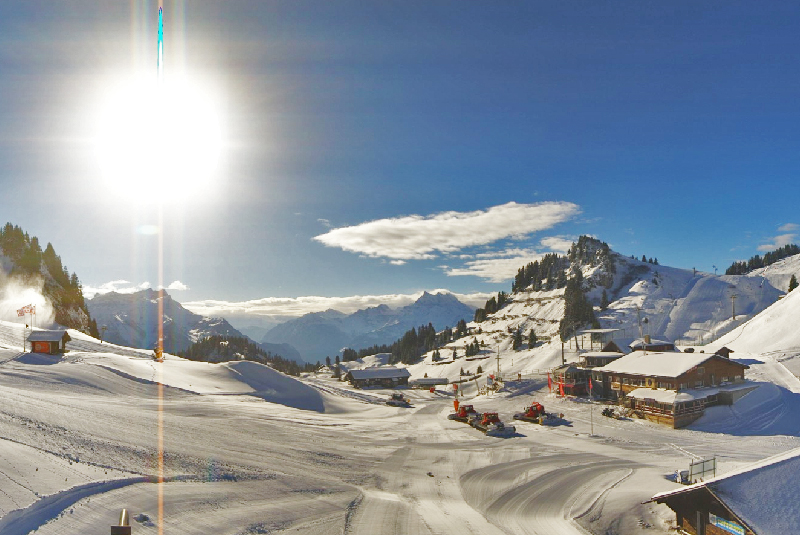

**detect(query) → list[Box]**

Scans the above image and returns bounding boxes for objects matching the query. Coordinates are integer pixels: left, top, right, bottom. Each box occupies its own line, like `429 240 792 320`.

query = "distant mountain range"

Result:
86 289 302 362
261 291 476 361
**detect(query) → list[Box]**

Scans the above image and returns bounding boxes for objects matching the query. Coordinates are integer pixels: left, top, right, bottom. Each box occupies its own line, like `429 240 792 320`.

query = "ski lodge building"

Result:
344 367 411 388
592 350 750 428
649 448 800 535
27 329 71 354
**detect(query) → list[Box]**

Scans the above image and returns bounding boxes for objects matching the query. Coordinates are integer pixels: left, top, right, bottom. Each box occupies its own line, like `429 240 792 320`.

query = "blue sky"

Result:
1 1 799 317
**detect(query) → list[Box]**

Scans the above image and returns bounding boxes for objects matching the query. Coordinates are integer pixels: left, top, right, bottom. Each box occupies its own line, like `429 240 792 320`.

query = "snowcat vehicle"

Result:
386 392 411 407
447 404 477 422
513 402 545 423
471 412 516 437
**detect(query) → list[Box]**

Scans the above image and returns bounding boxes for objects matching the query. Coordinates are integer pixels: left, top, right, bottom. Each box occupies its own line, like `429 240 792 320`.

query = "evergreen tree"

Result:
512 328 523 350
527 330 537 348
600 289 609 310
325 356 331 367
790 274 799 293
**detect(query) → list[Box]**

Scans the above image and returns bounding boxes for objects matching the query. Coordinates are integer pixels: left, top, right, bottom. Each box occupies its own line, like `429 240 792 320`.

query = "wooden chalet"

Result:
593 352 750 427
551 364 591 396
649 448 800 534
345 367 411 388
27 329 71 354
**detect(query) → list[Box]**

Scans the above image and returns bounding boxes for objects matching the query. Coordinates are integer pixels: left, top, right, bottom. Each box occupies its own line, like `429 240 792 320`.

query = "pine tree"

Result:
512 329 523 351
790 274 798 293
528 330 537 348
600 289 609 310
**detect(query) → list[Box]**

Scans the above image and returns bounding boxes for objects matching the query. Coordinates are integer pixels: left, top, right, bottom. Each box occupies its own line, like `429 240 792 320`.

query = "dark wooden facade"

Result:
552 365 590 396
345 368 410 388
654 486 754 535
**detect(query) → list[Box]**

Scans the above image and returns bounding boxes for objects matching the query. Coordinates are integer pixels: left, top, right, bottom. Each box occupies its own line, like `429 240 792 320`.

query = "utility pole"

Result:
496 344 501 380
731 294 737 320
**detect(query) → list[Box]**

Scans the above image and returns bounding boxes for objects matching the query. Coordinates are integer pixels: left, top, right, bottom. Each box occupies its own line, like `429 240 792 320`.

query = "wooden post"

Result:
110 509 131 535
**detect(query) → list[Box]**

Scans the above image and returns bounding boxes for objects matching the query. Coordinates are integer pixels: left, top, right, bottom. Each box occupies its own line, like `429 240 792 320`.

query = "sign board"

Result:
689 457 716 483
709 513 745 535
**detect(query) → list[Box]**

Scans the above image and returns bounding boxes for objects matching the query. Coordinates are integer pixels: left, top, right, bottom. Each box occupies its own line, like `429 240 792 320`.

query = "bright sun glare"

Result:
95 77 222 204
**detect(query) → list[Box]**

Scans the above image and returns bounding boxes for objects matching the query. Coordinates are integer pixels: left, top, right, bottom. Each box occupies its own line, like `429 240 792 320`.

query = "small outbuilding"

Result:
630 336 677 353
27 329 71 354
409 377 449 389
345 367 411 388
649 448 800 535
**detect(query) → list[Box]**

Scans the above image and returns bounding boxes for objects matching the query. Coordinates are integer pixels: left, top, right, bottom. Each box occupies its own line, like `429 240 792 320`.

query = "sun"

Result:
95 76 222 204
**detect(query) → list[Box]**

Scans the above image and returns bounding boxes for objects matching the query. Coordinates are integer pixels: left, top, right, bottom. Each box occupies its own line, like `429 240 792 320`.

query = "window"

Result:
697 367 704 375
721 376 728 383
679 383 688 390
623 377 630 384
695 380 703 387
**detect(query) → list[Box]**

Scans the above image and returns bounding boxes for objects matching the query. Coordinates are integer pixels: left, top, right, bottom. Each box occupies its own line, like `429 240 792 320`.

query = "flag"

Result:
16 308 24 317
547 371 552 393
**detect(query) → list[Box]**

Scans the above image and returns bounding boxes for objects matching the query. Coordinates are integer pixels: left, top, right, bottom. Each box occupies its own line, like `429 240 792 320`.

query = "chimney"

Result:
644 334 651 344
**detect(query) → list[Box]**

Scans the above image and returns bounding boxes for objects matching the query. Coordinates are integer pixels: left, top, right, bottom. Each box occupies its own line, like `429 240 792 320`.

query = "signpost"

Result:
688 457 716 483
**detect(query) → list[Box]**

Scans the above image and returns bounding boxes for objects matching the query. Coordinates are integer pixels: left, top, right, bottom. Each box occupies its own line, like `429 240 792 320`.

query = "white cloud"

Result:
313 201 580 260
778 223 799 232
165 280 189 291
538 236 575 254
444 249 544 283
389 260 406 265
757 233 797 252
181 290 494 319
84 280 189 299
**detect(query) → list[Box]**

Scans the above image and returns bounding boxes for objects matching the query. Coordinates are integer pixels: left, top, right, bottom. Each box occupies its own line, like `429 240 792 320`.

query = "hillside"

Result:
262 291 475 361
0 223 96 334
712 285 800 357
344 239 799 386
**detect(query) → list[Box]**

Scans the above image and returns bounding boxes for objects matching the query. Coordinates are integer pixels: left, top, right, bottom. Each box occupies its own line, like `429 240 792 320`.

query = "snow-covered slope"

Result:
746 253 800 295
595 255 783 346
263 291 475 361
712 286 800 356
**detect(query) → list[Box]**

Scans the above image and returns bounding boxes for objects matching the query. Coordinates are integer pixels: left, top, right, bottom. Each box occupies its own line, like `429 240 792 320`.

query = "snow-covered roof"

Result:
347 367 411 380
582 351 623 358
630 337 674 348
597 351 747 378
27 329 70 342
629 383 757 404
651 448 800 535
